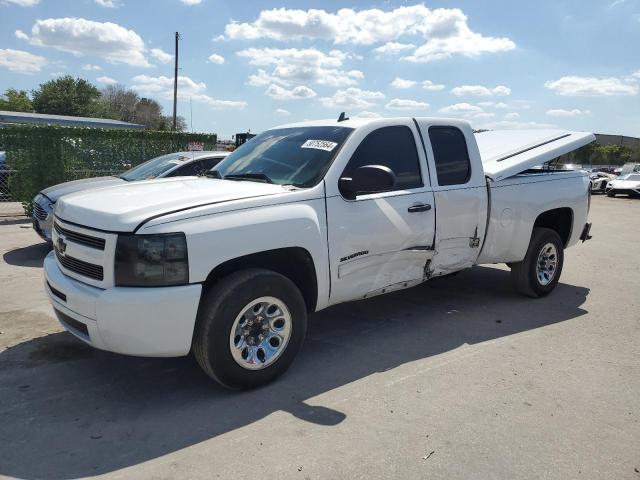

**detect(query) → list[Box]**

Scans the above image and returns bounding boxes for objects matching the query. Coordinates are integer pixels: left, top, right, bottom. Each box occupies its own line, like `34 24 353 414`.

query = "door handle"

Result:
408 203 432 213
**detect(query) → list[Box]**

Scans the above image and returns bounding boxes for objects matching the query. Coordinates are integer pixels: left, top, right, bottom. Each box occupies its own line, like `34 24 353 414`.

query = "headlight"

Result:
115 233 189 286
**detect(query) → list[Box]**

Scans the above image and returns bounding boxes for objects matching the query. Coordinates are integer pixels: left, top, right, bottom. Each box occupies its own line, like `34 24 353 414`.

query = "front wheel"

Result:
606 191 615 197
193 269 307 389
510 227 564 298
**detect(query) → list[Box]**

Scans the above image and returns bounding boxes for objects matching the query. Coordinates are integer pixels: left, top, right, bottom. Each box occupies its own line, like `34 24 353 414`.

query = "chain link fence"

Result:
1 168 14 201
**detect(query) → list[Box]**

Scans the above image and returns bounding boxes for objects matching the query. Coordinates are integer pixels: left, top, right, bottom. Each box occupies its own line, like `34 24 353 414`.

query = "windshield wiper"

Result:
204 170 222 179
117 175 131 182
223 173 273 184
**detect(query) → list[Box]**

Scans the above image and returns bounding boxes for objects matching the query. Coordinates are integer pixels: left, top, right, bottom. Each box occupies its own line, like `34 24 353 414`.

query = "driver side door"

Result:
326 124 436 305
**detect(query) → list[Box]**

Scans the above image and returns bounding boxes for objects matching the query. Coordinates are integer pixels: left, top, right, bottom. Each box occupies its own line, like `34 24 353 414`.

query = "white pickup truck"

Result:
44 117 594 389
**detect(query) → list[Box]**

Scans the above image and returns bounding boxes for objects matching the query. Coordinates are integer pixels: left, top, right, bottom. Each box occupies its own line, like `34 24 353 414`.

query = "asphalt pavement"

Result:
0 195 638 480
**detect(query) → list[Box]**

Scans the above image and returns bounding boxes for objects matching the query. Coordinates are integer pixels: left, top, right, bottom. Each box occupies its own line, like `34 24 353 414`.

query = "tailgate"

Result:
475 129 596 181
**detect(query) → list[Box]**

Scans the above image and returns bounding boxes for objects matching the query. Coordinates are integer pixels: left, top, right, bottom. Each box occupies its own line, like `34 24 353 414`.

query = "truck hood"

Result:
475 129 596 181
54 177 287 232
41 176 125 202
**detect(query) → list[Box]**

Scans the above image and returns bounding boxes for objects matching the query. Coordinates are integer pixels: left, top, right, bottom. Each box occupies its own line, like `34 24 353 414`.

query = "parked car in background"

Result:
32 151 229 241
605 173 640 197
590 172 616 193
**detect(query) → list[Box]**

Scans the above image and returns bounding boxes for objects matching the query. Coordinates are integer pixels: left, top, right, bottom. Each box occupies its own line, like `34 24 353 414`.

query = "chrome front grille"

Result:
54 222 105 250
52 217 115 288
55 249 104 281
33 202 48 220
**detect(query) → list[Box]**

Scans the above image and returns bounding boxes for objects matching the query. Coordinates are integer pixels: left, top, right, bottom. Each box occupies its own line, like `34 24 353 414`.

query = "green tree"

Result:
98 84 140 123
32 76 102 117
0 88 33 112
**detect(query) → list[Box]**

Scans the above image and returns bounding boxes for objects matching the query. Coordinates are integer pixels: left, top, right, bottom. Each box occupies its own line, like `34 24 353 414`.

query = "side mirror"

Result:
339 165 396 200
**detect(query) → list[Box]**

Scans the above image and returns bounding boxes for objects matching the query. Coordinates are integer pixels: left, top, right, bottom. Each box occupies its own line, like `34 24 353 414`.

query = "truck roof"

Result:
275 116 472 130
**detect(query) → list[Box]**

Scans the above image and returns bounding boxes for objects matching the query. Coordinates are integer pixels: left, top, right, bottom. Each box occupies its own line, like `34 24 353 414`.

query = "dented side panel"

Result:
428 185 489 275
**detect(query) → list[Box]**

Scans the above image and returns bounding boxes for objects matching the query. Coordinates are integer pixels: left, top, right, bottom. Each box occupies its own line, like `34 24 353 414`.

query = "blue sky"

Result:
1 0 639 138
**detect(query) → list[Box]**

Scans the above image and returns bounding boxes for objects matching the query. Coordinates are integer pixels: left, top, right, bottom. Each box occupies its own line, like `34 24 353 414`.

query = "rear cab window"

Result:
428 126 471 186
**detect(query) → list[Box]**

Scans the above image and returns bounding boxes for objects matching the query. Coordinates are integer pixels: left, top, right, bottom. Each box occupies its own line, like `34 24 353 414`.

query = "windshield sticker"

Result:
301 139 338 152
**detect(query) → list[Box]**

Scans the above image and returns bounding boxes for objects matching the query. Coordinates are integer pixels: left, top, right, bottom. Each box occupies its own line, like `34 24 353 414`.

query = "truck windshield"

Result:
120 152 197 181
212 126 353 187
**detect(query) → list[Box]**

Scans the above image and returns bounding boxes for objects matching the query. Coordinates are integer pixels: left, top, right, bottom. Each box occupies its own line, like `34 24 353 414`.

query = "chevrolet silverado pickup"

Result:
43 117 594 389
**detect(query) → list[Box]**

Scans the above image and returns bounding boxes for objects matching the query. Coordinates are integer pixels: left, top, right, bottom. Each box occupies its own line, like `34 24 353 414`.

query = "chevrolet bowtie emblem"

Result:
57 235 67 255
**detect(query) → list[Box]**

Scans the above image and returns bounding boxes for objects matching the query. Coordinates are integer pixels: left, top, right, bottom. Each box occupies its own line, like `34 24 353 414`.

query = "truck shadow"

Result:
0 266 589 479
3 242 51 268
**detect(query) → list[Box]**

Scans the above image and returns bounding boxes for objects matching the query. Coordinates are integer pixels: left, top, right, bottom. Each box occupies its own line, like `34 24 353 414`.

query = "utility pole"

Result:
172 31 180 131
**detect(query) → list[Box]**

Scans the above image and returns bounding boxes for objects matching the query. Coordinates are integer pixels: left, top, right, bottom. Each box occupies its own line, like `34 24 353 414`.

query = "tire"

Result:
606 191 615 197
192 268 307 389
510 227 564 298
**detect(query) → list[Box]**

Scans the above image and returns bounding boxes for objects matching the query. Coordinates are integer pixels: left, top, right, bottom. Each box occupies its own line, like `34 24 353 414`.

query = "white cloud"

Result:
0 48 47 74
320 88 385 109
179 0 202 4
422 80 445 91
355 111 382 118
391 77 417 89
504 112 520 119
473 112 495 119
477 101 510 108
546 108 591 117
274 108 290 115
207 53 225 65
373 42 415 56
97 75 117 85
439 102 483 114
14 29 29 40
247 69 278 87
94 0 118 7
451 84 511 96
238 47 363 88
3 0 39 6
150 48 172 64
265 84 317 100
131 74 247 109
82 63 102 71
29 17 152 67
386 99 429 110
224 6 514 63
544 75 638 96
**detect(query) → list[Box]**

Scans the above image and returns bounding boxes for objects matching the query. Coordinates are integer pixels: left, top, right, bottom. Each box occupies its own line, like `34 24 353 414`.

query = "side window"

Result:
428 126 471 186
169 160 205 177
343 126 422 191
199 156 223 172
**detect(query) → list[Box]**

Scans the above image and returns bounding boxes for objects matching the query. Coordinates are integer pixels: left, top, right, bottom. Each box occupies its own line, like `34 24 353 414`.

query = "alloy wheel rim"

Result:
536 242 558 286
229 296 292 370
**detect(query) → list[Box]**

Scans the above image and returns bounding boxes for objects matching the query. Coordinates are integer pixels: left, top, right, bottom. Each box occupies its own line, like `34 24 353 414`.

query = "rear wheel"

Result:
193 269 307 389
511 227 564 298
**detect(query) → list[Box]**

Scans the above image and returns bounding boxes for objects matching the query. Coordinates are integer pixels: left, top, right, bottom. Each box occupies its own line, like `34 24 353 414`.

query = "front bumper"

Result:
605 187 640 196
44 251 202 357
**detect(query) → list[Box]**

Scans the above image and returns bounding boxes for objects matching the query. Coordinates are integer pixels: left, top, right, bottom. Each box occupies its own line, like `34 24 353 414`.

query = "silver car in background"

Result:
32 150 230 241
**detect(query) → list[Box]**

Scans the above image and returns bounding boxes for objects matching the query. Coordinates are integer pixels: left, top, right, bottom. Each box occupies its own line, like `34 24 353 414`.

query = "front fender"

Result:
139 198 330 310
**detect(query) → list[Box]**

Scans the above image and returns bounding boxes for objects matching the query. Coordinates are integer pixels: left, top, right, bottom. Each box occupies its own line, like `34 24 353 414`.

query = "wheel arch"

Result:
533 207 573 247
203 247 318 313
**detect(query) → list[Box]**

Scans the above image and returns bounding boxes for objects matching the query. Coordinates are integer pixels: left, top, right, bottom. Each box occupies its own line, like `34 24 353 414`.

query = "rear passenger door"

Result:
326 123 436 305
415 122 488 274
